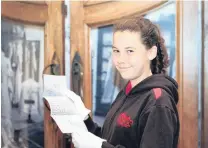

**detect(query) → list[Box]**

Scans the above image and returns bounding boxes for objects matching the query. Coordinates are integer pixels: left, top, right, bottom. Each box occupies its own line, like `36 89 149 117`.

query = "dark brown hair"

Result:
113 16 169 74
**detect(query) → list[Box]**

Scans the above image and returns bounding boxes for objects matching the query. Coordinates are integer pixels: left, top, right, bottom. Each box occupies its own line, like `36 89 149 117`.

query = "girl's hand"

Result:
65 90 90 120
72 129 106 148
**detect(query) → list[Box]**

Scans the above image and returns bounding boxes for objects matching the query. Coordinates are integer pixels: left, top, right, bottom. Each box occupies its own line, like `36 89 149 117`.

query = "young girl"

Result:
67 16 180 148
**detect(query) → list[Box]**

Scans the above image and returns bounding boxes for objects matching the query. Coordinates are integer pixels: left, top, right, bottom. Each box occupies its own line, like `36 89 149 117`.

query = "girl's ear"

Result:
147 45 157 60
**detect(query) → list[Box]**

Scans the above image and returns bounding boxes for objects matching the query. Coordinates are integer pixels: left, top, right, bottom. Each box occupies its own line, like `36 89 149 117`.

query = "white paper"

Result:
42 75 87 134
44 96 78 116
51 115 87 133
43 74 67 97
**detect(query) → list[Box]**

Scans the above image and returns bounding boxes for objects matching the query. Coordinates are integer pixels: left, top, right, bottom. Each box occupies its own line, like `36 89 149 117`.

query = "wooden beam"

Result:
1 1 48 25
176 1 183 148
45 1 65 75
83 24 92 113
70 1 92 110
180 1 200 148
84 1 167 27
83 0 112 7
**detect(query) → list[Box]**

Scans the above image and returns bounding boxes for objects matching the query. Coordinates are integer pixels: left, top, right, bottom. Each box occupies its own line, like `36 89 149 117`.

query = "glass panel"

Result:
90 2 176 126
91 26 126 126
1 19 44 147
144 2 176 79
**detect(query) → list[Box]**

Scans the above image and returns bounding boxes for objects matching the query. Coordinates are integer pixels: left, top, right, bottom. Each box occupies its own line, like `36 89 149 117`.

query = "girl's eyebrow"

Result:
112 45 118 49
125 47 136 50
112 46 136 50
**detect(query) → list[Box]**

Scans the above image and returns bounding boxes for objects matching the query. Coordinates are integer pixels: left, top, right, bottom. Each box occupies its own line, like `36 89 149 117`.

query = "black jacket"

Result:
85 74 180 148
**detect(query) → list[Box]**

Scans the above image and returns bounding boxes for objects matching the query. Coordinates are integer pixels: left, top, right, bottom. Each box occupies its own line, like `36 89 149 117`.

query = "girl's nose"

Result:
117 53 128 64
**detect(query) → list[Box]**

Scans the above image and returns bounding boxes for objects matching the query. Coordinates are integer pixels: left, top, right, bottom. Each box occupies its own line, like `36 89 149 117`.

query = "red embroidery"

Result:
153 88 162 100
117 113 133 128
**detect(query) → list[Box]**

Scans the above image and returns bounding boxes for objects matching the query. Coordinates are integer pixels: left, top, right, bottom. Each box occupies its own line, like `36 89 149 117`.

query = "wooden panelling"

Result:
180 1 200 148
84 1 167 27
45 1 65 75
70 1 92 110
70 1 85 64
1 1 48 25
44 101 55 148
176 1 183 147
44 100 71 148
203 1 208 147
83 24 92 111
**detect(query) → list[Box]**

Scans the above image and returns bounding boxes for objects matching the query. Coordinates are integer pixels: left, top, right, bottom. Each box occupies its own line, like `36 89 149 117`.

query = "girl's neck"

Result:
130 70 152 88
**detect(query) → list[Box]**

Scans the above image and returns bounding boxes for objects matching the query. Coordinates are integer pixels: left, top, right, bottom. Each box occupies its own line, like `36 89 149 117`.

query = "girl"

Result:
67 16 180 148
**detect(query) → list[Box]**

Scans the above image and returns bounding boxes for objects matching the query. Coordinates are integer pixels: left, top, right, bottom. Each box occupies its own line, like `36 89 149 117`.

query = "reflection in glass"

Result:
91 26 125 126
91 2 176 126
1 19 44 147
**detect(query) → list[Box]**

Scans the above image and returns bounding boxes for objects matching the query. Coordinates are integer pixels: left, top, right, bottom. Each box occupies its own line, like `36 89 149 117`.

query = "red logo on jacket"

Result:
117 113 133 128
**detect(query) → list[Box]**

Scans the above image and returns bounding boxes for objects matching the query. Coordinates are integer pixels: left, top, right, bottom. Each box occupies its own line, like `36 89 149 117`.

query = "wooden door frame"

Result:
2 2 65 148
70 1 202 148
202 1 208 147
177 1 204 148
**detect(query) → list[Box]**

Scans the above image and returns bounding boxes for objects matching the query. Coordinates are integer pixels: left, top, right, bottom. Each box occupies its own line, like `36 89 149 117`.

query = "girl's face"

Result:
112 31 155 81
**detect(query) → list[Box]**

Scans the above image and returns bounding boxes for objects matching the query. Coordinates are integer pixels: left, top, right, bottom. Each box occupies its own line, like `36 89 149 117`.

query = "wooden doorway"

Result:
70 1 204 148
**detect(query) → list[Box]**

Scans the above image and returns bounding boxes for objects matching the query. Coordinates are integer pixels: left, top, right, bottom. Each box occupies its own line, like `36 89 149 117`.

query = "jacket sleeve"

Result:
101 142 126 148
84 116 102 137
139 106 178 148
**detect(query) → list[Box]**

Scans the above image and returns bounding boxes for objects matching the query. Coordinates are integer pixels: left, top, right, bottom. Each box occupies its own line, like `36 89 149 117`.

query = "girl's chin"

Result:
120 73 133 80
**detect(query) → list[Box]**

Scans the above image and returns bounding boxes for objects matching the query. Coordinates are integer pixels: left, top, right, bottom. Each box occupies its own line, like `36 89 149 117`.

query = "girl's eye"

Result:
127 50 134 54
113 50 119 53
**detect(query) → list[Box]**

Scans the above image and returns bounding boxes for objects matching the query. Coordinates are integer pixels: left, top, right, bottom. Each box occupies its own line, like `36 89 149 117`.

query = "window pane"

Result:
1 19 44 147
145 2 176 79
